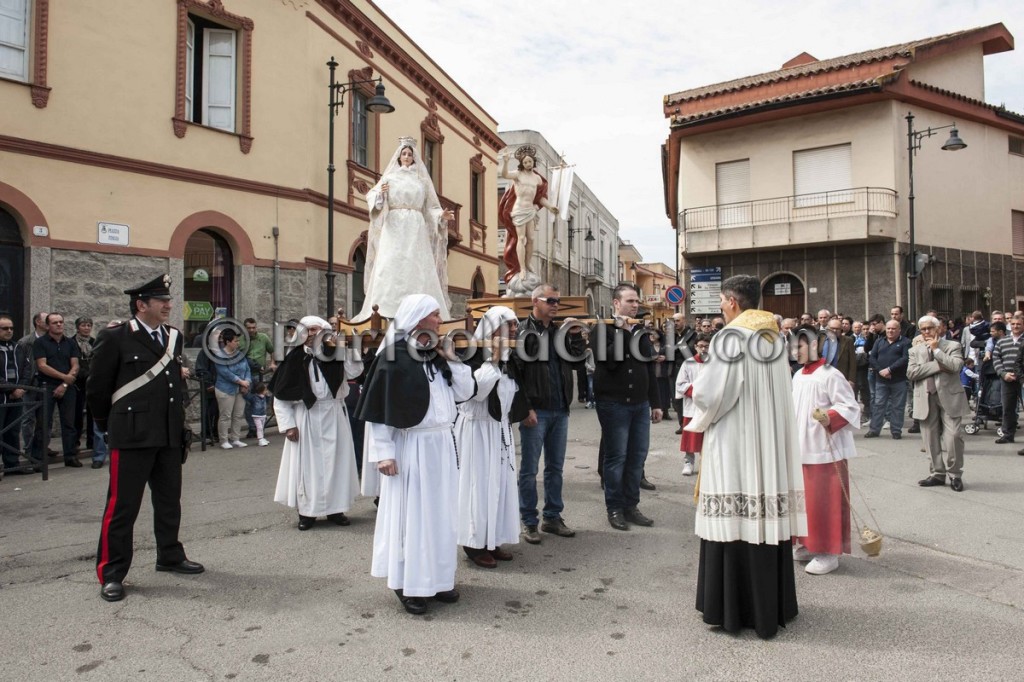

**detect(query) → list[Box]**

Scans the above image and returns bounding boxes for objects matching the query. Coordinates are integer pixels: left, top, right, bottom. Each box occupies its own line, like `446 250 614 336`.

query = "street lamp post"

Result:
905 110 966 321
567 224 595 296
325 57 394 316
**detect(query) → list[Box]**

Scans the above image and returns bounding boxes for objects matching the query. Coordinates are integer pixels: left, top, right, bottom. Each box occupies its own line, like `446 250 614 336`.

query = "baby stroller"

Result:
964 372 1004 435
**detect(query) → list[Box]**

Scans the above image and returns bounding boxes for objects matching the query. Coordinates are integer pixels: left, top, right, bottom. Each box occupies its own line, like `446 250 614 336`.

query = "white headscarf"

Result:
299 315 330 330
377 294 440 356
473 306 517 341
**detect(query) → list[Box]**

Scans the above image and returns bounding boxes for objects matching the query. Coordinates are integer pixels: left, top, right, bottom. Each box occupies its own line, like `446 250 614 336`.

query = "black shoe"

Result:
327 513 350 526
863 432 879 438
639 477 656 491
156 559 205 574
951 478 964 492
918 476 945 487
395 590 427 615
64 458 83 468
891 433 902 440
623 507 654 526
100 581 125 602
91 461 104 469
540 517 575 537
297 516 316 531
675 427 683 435
607 510 629 531
995 436 1015 444
908 424 920 434
434 588 460 603
1017 448 1024 456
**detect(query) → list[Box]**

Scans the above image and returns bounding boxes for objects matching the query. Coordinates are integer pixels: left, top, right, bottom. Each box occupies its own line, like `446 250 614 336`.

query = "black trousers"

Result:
96 445 186 583
42 385 78 458
1 401 22 469
1000 379 1020 437
576 367 588 403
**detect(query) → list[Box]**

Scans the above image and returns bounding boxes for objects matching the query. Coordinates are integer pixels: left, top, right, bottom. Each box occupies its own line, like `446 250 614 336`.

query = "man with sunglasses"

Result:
513 284 585 544
1 316 32 475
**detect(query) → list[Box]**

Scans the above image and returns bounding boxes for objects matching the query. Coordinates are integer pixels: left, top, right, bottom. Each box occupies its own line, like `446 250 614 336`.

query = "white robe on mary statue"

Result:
273 349 362 517
370 361 475 597
455 363 520 550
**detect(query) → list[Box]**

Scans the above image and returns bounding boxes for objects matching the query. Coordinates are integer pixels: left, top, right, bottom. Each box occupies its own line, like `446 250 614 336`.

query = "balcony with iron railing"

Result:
679 186 898 254
583 257 604 283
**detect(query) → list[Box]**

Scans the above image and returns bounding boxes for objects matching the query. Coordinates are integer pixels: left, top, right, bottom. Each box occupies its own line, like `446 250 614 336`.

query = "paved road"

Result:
2 403 1023 681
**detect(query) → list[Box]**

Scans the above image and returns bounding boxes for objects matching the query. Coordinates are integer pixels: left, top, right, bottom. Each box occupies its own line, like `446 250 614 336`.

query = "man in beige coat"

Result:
907 316 970 491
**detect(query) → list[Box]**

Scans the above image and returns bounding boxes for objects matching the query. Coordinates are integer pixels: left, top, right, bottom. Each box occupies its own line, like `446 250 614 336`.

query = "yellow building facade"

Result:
0 0 501 336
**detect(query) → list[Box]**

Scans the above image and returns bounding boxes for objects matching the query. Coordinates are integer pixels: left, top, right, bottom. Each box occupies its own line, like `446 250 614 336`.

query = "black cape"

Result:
268 344 345 409
462 351 530 424
355 339 471 429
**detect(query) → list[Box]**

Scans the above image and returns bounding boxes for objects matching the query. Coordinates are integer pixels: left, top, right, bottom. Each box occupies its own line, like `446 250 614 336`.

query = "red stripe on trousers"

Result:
96 448 120 583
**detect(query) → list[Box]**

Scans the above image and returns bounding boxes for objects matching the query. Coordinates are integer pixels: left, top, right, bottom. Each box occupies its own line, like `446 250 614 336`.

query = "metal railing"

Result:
680 187 897 232
584 257 604 279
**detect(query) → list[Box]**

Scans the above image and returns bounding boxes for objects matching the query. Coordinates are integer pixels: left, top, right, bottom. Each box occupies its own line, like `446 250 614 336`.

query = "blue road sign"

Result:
665 286 686 305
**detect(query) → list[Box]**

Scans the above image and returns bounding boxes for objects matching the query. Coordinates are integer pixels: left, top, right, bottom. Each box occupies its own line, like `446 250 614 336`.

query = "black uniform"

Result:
88 317 187 584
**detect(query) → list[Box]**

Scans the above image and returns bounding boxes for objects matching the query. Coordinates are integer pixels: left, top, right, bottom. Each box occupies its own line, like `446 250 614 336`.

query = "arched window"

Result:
0 208 25 334
471 270 486 299
183 228 234 341
352 245 367 316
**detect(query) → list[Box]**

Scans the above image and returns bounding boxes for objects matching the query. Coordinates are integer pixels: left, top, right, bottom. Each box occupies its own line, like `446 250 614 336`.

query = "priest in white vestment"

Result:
271 316 362 530
792 328 860 576
455 306 526 569
356 295 476 616
685 275 807 639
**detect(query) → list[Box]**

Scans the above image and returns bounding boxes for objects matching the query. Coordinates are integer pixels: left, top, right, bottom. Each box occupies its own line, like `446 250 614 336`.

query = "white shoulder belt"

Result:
112 326 180 405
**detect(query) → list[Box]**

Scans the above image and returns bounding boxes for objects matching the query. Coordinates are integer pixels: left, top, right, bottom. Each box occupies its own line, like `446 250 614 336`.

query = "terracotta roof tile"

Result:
670 78 884 125
665 25 997 106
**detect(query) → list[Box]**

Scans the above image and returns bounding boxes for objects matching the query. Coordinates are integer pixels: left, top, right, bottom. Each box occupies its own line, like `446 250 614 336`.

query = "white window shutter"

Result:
202 28 236 132
716 159 751 228
793 144 852 206
0 0 29 81
185 19 195 121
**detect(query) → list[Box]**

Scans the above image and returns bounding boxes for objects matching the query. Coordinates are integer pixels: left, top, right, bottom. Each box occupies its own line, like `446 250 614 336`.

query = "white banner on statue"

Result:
547 165 575 218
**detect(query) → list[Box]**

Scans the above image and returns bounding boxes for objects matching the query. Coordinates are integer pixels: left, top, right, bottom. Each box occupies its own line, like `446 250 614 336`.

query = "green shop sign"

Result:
184 301 214 321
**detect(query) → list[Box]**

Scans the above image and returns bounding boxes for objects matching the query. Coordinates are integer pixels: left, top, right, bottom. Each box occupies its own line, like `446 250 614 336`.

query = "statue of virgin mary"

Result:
352 137 453 322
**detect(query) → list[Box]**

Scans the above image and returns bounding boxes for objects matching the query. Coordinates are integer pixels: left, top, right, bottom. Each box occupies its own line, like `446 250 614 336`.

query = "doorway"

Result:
0 208 25 334
761 273 805 319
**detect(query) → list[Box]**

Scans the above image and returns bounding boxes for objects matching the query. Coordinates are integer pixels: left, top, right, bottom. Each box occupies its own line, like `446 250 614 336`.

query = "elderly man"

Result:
866 320 911 439
271 315 362 530
817 309 831 331
819 317 857 386
908 316 969 491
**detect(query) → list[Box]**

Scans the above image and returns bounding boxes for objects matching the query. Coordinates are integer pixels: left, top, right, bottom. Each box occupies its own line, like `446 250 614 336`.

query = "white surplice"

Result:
369 362 475 597
792 363 860 465
455 363 520 550
273 349 363 517
685 310 807 544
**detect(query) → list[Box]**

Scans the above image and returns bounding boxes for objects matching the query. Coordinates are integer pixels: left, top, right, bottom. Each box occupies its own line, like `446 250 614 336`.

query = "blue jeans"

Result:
869 379 907 435
518 409 568 527
92 422 108 464
595 401 651 511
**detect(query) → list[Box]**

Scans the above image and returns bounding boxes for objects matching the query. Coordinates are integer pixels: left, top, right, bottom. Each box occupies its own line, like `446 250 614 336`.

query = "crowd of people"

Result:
3 272 1020 638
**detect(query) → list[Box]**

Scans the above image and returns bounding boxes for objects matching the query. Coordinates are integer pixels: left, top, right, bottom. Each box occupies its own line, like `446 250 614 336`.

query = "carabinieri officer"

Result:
88 274 204 602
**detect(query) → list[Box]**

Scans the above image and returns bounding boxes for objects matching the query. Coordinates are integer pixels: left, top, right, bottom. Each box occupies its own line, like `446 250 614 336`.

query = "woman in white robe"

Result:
358 295 476 615
455 307 522 568
791 329 860 575
353 138 453 322
272 316 362 530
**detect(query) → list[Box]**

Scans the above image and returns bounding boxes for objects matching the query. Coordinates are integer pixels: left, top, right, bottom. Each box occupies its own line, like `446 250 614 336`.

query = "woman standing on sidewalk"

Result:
213 329 251 449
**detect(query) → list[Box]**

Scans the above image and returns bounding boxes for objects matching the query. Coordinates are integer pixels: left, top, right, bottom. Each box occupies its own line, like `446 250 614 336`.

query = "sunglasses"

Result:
539 297 561 305
0 326 13 331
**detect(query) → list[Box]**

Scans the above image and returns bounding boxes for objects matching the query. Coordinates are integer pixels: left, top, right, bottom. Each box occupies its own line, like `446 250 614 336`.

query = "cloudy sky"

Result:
373 0 1024 264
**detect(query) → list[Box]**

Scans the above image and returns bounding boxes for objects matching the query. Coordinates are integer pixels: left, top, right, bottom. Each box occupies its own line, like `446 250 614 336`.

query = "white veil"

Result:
364 137 451 314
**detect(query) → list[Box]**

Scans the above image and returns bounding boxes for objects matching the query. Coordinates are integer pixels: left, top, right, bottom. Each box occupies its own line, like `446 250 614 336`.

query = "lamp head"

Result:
941 127 967 151
366 82 395 114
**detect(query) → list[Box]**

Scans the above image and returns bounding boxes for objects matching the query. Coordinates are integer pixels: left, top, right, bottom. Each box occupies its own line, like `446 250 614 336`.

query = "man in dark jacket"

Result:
88 274 204 603
592 284 662 531
1 315 32 473
866 320 911 439
512 284 584 544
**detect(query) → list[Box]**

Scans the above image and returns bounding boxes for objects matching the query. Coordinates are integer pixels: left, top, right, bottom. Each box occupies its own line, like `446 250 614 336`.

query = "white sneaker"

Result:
805 554 840 575
682 460 694 476
792 544 813 562
220 442 233 450
258 438 270 446
230 440 248 448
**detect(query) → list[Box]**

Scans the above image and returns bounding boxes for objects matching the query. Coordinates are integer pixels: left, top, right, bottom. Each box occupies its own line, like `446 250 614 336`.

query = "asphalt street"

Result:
1 402 1023 681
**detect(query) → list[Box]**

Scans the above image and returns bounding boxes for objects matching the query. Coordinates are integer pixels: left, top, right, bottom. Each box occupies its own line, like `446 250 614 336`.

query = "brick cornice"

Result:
0 133 369 221
315 0 503 152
